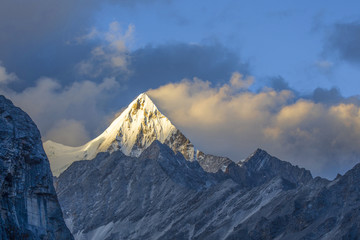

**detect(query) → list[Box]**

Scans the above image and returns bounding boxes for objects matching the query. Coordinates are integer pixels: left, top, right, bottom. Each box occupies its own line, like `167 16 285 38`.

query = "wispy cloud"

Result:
315 60 333 73
0 0 157 89
0 62 18 85
77 22 135 77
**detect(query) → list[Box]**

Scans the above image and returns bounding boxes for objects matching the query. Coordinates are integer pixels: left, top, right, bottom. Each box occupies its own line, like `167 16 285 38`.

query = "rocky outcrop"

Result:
225 148 313 188
225 163 360 240
197 151 233 173
0 95 73 239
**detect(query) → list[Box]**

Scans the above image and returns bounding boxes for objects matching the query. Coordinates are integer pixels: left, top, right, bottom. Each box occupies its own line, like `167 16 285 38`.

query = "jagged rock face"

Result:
56 141 292 240
164 129 196 161
139 141 225 190
56 140 360 239
225 149 313 188
226 164 360 240
0 95 73 240
44 93 230 176
197 151 233 173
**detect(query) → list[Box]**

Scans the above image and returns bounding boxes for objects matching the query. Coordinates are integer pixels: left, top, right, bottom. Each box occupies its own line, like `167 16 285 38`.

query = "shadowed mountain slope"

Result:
0 95 73 240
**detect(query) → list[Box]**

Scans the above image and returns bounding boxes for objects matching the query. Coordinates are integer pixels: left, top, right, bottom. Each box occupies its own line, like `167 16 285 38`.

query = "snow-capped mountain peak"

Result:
44 93 196 176
92 92 177 156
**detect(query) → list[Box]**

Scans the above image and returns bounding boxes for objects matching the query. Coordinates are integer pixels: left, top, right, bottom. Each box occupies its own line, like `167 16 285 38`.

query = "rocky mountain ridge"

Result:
55 138 360 239
38 92 360 239
225 148 312 189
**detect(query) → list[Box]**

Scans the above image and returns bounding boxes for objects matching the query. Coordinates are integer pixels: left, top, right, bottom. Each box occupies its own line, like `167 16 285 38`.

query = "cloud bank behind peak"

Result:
148 75 360 179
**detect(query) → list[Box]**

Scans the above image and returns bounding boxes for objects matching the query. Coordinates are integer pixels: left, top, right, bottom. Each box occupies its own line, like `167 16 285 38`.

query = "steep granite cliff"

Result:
0 95 73 239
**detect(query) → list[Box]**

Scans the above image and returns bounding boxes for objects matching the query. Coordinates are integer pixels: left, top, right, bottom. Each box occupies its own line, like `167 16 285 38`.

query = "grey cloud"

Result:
76 22 134 78
308 87 360 106
68 41 250 101
311 87 343 105
77 41 250 112
125 43 249 95
0 1 97 85
325 21 360 64
269 76 291 91
268 76 360 107
0 0 168 90
0 0 164 47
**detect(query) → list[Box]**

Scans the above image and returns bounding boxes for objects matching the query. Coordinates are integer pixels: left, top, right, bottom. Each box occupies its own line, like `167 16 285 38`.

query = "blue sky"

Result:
1 0 360 178
1 0 360 95
92 0 360 95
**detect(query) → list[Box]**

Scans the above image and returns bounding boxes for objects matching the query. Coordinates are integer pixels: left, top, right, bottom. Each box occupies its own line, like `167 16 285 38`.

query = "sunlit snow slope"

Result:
44 93 198 176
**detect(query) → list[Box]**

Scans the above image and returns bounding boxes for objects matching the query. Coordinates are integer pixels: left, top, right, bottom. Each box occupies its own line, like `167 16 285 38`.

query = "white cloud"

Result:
229 72 254 90
77 21 135 77
0 62 18 84
2 57 359 178
1 77 120 146
148 74 360 178
45 119 91 146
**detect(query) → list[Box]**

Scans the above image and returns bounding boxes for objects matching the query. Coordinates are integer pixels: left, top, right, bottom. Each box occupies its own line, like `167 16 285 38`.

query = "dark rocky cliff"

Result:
0 95 73 240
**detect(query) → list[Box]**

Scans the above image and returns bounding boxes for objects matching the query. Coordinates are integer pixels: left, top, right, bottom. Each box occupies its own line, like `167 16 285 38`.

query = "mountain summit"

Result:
44 93 201 176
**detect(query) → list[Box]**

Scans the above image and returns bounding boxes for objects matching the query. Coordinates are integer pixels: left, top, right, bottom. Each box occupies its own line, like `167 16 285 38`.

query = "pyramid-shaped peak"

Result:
45 92 198 176
100 92 173 144
136 92 150 100
130 92 159 112
243 148 269 163
134 92 151 103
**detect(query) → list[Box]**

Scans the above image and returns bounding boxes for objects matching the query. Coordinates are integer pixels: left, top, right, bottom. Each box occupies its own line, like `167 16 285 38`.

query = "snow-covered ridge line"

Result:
44 93 199 176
